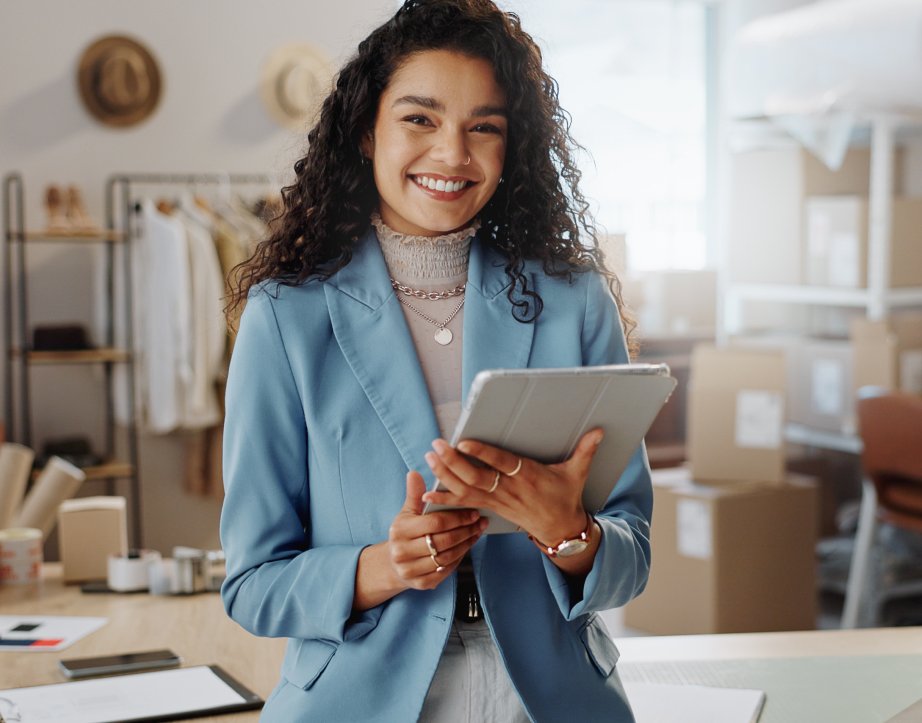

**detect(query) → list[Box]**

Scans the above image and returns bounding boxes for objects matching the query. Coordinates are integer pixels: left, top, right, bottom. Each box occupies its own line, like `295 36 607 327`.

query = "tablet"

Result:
424 364 676 533
0 664 262 722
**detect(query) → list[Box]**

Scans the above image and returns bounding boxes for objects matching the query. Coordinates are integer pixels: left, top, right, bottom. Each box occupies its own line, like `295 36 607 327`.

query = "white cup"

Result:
0 527 43 585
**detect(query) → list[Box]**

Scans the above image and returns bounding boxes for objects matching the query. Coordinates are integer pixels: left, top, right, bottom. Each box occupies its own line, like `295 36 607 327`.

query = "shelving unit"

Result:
720 113 922 452
2 172 141 546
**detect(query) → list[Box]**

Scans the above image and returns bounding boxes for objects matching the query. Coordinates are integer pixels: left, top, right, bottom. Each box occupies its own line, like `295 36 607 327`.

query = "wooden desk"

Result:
3 565 921 721
0 564 284 722
617 625 922 661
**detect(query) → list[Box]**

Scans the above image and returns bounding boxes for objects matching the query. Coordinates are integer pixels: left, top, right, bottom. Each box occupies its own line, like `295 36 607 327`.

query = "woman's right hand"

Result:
387 470 487 591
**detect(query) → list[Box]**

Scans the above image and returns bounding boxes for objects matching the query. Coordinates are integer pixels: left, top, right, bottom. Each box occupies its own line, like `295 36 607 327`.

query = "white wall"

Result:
0 0 395 553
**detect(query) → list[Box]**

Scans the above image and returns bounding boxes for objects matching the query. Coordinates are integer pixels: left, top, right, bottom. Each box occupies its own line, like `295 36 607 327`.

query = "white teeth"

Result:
414 175 468 193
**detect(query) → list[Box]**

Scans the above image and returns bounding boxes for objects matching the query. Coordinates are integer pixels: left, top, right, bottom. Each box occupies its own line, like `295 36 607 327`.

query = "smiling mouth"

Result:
411 174 472 194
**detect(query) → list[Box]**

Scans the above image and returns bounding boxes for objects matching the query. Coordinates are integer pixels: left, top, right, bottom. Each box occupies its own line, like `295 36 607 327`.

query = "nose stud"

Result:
463 155 471 166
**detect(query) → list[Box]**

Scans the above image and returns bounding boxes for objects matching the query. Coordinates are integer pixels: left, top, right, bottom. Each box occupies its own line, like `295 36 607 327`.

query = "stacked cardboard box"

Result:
626 345 818 635
852 315 922 396
733 315 922 435
687 345 786 483
624 467 818 635
788 339 856 434
729 147 903 287
629 270 718 338
805 197 922 289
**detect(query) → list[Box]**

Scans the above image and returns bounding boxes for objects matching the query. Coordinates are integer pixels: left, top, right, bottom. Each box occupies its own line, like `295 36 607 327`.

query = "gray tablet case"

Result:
424 364 677 533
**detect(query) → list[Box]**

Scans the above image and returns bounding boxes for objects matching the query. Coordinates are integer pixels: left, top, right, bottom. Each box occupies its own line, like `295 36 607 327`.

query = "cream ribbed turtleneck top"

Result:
372 213 477 437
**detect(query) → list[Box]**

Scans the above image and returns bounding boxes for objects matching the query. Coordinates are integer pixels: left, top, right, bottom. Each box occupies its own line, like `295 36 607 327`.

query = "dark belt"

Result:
455 555 482 622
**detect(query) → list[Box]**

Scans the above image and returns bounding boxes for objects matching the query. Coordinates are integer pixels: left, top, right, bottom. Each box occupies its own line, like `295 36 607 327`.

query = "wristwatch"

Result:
530 514 594 558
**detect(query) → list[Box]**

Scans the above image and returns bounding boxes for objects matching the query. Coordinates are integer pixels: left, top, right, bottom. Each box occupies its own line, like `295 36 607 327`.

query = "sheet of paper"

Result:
0 615 107 652
625 682 765 723
0 665 254 723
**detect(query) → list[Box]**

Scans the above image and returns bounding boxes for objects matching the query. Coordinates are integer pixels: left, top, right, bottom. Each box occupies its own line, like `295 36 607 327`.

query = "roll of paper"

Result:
14 456 86 538
107 549 161 592
0 527 43 585
0 443 35 529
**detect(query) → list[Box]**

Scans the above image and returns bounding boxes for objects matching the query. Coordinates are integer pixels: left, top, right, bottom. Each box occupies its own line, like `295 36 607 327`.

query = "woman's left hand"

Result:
421 428 604 547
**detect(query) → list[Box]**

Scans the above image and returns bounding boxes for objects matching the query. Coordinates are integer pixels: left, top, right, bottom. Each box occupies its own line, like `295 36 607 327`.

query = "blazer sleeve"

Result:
220 289 378 644
541 271 654 619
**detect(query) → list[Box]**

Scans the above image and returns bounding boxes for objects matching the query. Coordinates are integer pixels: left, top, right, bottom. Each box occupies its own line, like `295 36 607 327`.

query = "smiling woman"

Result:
220 1 652 721
363 50 508 236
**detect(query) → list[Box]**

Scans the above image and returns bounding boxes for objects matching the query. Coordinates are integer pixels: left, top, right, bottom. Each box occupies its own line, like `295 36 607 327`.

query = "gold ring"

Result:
431 554 444 573
488 470 500 494
505 457 523 477
425 534 438 557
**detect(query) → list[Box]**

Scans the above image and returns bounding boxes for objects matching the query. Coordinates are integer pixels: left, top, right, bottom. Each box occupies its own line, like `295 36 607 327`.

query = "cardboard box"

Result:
624 467 818 635
687 345 786 483
729 147 903 286
805 196 922 288
851 314 922 396
631 270 718 337
728 147 903 330
58 496 128 582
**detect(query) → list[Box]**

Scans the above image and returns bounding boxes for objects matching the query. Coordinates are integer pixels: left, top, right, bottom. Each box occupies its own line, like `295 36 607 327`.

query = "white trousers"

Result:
418 619 531 722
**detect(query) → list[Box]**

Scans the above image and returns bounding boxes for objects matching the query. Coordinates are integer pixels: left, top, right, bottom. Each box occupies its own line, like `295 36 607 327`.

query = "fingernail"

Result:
458 441 472 453
468 511 480 523
594 431 604 446
425 452 437 466
433 439 448 453
479 518 490 531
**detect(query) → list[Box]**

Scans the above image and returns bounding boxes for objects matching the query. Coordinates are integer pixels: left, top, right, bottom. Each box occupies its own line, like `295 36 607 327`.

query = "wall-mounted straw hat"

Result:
260 43 332 131
77 34 162 128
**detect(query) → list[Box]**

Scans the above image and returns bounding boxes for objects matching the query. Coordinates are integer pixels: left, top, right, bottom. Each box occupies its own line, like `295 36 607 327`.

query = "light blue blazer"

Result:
221 230 652 722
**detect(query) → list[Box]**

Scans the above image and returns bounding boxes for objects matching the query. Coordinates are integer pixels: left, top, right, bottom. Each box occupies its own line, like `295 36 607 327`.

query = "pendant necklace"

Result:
395 294 465 345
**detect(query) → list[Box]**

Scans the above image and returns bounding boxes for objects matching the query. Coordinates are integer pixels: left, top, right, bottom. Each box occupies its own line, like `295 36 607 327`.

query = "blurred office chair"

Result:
842 388 922 628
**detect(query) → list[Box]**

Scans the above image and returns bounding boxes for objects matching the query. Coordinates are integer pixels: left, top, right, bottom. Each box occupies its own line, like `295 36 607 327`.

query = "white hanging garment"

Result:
122 199 194 434
175 196 226 429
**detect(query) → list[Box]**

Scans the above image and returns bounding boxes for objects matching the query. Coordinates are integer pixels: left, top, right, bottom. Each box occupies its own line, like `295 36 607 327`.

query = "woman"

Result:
221 1 652 720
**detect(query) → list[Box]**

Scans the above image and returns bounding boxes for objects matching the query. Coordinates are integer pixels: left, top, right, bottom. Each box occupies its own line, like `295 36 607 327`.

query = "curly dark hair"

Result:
227 0 634 349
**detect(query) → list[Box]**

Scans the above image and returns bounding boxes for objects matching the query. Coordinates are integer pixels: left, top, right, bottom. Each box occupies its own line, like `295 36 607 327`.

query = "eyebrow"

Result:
392 95 507 117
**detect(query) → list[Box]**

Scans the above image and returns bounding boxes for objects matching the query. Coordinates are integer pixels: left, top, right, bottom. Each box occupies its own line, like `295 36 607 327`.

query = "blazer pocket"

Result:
281 638 338 691
579 614 621 677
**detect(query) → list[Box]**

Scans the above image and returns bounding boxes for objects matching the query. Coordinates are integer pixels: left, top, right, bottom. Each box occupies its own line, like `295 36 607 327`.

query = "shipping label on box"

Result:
676 498 712 560
735 390 783 449
811 357 846 416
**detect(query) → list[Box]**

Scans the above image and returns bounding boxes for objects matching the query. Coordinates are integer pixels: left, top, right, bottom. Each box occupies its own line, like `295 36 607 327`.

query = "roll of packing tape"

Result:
107 549 162 592
0 527 43 585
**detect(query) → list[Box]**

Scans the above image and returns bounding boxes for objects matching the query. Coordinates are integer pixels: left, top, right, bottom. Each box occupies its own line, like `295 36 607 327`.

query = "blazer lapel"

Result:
324 231 441 481
461 238 535 401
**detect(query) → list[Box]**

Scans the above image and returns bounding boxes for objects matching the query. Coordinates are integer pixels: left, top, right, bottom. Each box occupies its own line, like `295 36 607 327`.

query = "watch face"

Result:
556 539 589 558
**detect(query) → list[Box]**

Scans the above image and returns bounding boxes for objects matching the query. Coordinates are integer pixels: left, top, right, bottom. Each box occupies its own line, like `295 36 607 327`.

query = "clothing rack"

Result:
103 172 274 544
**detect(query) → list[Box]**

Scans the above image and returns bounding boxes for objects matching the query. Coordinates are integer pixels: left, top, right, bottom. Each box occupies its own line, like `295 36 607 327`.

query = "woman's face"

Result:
364 49 508 236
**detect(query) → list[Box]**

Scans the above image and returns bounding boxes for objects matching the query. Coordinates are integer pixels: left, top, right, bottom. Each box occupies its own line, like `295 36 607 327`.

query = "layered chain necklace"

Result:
390 278 466 346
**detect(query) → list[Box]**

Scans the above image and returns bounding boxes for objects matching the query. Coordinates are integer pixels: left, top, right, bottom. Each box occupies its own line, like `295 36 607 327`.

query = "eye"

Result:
472 122 504 135
402 114 433 127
